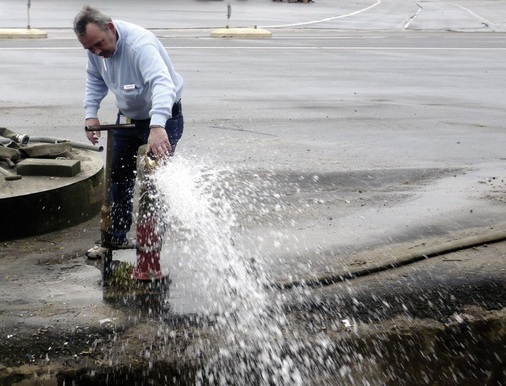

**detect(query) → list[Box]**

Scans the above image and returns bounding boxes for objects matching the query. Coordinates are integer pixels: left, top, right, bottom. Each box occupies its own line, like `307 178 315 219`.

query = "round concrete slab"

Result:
0 146 104 241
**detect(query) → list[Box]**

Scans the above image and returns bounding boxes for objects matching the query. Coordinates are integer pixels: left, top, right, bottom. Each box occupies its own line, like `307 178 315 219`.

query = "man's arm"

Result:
137 45 177 126
84 67 109 120
137 45 178 158
83 57 108 145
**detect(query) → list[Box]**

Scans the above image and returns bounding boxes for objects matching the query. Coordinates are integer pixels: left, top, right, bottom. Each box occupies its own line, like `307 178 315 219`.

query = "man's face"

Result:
78 22 117 58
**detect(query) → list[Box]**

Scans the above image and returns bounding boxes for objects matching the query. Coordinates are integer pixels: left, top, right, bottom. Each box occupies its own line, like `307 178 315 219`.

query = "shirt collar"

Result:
112 20 122 57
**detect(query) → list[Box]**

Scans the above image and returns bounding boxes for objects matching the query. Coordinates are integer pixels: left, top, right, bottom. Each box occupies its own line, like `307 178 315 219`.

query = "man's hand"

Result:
147 126 172 159
85 118 101 145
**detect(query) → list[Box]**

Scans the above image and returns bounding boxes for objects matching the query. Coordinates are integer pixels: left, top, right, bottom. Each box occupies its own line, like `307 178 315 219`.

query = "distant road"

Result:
1 0 505 32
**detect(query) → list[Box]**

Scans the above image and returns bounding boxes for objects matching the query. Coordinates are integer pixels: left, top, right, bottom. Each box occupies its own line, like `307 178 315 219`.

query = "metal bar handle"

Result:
85 124 136 132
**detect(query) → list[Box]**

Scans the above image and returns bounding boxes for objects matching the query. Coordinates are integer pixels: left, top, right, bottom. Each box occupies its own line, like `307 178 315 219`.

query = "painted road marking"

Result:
259 0 382 29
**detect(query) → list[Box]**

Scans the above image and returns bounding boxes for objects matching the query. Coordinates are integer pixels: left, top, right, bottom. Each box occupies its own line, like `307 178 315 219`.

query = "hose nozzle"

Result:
14 134 30 145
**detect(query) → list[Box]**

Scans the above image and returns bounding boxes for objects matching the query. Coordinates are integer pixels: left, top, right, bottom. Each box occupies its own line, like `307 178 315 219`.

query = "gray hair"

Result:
73 5 112 37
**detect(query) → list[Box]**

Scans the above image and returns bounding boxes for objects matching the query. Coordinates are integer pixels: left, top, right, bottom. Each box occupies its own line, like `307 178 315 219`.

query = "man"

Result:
73 6 184 259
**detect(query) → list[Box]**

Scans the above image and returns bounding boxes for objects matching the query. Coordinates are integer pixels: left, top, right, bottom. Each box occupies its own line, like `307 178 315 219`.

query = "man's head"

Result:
73 6 117 58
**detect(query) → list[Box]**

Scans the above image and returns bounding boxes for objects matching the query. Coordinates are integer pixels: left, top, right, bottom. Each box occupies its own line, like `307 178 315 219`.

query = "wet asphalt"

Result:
1 0 505 323
0 0 505 384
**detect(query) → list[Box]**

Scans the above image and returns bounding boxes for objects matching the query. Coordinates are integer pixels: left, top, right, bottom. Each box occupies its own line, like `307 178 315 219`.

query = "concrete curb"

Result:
0 28 47 39
211 27 272 38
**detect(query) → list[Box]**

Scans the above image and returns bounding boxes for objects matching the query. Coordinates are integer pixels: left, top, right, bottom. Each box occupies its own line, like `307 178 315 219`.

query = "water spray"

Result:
152 158 337 384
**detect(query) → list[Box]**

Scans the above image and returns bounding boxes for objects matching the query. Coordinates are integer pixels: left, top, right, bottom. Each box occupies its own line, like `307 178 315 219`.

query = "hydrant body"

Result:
132 145 166 281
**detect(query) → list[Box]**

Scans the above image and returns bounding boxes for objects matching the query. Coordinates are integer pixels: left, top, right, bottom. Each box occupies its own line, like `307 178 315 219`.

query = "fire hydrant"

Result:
132 145 167 281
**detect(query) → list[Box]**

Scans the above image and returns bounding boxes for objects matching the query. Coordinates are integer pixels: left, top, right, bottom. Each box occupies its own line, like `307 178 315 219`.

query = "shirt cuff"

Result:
85 107 99 120
150 113 167 128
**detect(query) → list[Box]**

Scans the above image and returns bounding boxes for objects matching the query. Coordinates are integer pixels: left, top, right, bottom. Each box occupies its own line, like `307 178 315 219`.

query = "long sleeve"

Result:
81 20 183 122
137 44 177 127
83 56 109 119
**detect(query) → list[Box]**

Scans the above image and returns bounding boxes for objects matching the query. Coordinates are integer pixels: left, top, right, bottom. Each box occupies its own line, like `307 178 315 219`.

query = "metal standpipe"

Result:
85 125 167 283
85 124 135 279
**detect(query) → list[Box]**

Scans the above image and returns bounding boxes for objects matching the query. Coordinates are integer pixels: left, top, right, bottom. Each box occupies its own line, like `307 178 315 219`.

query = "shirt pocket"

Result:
122 84 141 99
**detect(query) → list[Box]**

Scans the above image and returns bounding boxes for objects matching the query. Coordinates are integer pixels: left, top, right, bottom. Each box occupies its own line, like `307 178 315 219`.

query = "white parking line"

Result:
449 2 495 30
403 5 422 30
259 0 381 29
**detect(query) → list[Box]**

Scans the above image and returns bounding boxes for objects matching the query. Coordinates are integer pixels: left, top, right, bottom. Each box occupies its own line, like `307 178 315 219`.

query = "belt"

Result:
130 100 182 124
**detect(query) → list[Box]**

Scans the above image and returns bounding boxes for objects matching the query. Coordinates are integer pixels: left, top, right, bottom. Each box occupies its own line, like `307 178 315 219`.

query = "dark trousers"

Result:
110 101 183 241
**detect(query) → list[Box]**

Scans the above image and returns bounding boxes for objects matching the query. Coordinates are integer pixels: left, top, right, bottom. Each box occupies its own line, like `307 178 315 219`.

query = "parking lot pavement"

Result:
0 2 504 382
2 0 506 32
